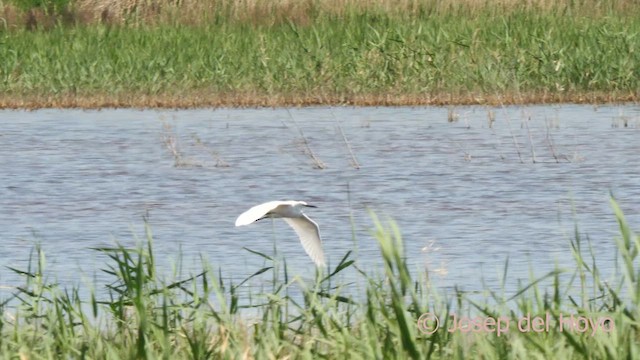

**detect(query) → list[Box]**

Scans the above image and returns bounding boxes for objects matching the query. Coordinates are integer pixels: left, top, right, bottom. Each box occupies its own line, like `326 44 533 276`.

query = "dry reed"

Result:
0 91 636 110
1 0 637 29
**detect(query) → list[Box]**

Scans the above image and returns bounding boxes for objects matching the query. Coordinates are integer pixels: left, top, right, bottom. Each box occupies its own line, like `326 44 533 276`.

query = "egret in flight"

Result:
235 200 325 267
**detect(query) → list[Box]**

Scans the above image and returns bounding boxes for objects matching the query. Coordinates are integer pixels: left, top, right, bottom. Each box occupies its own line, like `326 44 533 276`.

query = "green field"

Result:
0 0 638 107
1 200 639 358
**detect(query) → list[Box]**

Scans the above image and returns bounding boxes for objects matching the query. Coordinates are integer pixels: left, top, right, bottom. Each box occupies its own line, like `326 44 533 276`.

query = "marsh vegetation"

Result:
1 200 638 358
0 0 638 108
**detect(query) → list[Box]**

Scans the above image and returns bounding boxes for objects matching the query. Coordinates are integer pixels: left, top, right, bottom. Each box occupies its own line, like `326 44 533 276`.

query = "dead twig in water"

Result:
491 129 506 161
447 136 472 162
287 109 326 169
501 105 524 163
447 107 459 123
487 109 496 128
334 115 360 169
162 121 184 167
544 118 561 163
192 134 230 168
523 114 537 163
161 121 202 168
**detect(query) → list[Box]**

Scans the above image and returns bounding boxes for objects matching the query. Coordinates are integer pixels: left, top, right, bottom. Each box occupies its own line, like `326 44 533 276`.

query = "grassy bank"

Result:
0 0 639 108
1 199 639 358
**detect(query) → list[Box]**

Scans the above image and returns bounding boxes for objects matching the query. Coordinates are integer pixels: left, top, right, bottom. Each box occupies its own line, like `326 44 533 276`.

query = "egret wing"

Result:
235 201 280 226
283 215 325 267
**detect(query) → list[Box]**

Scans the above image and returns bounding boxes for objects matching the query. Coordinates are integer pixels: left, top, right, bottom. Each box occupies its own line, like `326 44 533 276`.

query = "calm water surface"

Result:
1 105 639 296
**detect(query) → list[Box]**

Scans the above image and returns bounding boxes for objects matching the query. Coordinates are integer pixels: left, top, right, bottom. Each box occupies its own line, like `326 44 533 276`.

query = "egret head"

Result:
299 201 317 208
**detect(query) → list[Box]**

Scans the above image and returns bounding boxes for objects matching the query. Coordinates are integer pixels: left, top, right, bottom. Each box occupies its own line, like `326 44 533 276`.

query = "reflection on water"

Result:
0 105 639 295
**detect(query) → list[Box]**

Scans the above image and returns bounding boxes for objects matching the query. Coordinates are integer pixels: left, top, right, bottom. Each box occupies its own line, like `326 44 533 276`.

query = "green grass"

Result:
0 2 639 107
1 197 639 358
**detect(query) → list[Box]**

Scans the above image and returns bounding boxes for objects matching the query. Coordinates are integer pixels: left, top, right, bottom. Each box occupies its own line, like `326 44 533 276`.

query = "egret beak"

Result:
304 204 318 208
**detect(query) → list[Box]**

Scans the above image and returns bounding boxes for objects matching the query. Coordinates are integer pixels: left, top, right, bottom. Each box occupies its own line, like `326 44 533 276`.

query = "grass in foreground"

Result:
1 197 639 358
0 0 638 108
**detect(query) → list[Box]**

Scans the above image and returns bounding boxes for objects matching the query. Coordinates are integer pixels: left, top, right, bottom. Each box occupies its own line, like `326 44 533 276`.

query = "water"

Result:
1 105 639 298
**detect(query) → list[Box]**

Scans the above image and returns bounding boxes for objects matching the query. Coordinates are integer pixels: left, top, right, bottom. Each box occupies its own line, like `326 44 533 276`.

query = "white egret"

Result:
235 200 325 267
